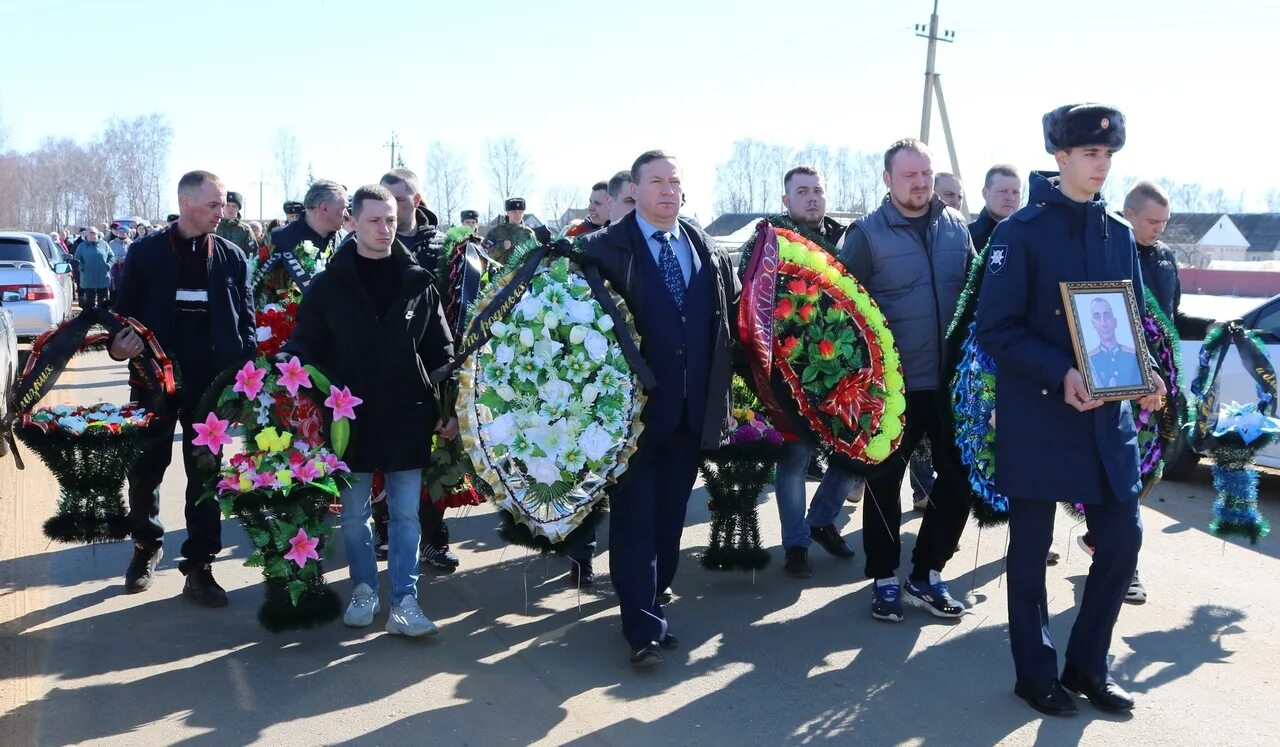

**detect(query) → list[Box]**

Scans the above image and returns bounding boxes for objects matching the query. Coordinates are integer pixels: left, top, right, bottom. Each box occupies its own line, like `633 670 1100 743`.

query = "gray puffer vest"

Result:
853 195 971 390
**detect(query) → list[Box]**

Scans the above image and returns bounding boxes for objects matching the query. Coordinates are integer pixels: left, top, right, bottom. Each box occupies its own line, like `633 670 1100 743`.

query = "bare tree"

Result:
271 127 302 201
484 137 532 202
425 142 470 224
101 114 171 217
1264 189 1280 212
542 184 583 230
0 104 9 152
714 139 789 214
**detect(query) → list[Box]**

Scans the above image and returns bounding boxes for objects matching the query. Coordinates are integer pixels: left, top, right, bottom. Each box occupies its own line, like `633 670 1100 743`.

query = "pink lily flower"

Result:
275 356 313 397
252 471 278 490
292 458 322 483
319 452 350 474
192 412 233 455
324 385 363 421
283 528 320 569
216 474 241 494
233 360 267 400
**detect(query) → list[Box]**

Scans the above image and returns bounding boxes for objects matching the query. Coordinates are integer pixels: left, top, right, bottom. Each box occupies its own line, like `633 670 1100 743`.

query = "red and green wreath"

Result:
738 220 906 469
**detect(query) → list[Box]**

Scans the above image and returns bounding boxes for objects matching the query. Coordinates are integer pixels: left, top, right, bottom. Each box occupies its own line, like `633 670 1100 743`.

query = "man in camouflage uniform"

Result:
483 197 541 263
215 190 259 255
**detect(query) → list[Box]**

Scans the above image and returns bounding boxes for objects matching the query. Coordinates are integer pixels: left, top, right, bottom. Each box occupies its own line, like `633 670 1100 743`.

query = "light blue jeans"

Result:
340 470 422 605
774 441 864 549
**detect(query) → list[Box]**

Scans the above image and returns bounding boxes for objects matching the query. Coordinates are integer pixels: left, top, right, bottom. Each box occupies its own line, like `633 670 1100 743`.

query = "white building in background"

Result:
1164 212 1280 266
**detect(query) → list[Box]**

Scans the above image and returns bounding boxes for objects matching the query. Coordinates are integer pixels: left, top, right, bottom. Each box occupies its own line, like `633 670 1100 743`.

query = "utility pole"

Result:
915 1 969 216
385 132 401 170
253 171 266 222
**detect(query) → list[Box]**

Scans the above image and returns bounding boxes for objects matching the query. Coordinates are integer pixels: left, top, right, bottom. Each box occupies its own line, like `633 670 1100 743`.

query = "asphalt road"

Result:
2 350 1278 746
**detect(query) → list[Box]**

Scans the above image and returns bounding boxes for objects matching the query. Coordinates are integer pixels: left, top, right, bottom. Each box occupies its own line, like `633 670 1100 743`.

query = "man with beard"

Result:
745 165 861 578
840 138 974 623
110 170 256 607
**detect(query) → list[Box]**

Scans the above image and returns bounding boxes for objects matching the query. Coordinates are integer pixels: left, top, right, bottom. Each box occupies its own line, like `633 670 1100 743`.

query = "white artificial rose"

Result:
519 328 535 348
525 457 564 486
544 312 560 330
584 329 609 361
483 412 518 446
578 422 614 462
496 384 517 401
567 299 596 324
569 325 589 345
581 383 599 404
490 320 509 338
596 314 615 332
514 294 544 321
494 344 516 365
541 378 574 408
256 326 272 342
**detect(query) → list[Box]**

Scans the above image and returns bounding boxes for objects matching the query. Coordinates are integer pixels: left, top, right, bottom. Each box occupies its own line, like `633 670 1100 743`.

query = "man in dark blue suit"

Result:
974 104 1167 716
579 151 741 667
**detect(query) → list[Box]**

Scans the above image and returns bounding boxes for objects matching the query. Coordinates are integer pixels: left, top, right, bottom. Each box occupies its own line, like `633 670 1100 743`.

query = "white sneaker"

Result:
343 583 380 627
1125 570 1147 604
386 597 438 637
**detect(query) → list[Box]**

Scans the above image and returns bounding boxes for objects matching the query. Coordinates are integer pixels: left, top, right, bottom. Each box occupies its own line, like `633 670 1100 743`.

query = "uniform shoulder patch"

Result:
987 244 1009 275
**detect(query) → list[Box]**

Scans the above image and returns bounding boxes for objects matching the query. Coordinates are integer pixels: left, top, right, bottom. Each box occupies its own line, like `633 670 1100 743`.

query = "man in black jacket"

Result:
271 180 347 259
579 151 741 667
969 164 1023 253
110 170 256 607
377 167 456 572
286 184 455 637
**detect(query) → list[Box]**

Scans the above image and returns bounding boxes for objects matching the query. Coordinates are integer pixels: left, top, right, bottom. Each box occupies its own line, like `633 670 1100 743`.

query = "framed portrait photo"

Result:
1059 280 1155 401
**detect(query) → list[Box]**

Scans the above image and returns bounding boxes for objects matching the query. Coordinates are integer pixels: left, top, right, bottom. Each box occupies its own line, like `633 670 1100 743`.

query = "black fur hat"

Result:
1042 104 1125 153
504 198 526 211
460 209 479 221
226 191 244 208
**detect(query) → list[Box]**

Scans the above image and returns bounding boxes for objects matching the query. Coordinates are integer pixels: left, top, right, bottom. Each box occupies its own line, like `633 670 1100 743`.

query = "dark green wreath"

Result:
11 308 178 543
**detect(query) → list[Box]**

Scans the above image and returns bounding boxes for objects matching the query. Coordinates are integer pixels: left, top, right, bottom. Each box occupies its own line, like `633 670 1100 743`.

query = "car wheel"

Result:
1162 428 1201 481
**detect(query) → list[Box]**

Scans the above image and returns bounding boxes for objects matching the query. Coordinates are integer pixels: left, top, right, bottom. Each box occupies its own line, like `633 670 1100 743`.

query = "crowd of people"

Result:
92 101 1197 717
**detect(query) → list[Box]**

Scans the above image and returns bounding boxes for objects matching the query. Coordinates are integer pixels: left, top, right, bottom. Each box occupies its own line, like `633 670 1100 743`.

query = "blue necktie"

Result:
652 230 685 310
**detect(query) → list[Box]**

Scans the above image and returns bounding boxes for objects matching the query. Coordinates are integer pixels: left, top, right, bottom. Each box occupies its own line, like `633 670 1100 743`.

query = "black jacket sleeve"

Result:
285 275 328 365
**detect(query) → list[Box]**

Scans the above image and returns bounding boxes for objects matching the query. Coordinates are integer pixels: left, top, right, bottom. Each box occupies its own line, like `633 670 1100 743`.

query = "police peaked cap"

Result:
504 198 526 211
226 191 244 207
460 209 479 221
1042 104 1125 153
283 201 305 214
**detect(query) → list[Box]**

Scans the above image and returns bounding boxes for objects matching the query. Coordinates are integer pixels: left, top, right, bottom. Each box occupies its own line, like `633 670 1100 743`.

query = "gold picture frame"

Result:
1059 280 1155 401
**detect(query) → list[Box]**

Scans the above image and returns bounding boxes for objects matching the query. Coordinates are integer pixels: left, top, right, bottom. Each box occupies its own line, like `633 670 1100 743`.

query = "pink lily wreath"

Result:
194 354 360 631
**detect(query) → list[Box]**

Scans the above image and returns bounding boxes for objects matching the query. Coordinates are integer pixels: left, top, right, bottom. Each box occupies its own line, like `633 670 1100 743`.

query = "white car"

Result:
0 231 74 340
0 301 16 456
1166 292 1280 475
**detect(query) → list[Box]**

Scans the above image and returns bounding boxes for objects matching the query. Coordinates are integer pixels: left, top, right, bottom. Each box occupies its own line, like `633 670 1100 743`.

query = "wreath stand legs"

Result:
700 458 772 572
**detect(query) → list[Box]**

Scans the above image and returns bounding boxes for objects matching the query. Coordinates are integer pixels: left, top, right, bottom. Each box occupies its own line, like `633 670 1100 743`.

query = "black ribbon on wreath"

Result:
11 307 177 543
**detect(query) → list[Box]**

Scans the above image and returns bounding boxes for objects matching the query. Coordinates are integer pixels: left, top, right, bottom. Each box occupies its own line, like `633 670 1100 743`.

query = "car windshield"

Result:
0 241 37 263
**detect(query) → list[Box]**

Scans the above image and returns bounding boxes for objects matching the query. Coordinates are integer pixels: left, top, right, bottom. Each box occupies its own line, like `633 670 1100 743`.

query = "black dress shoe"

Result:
657 588 673 605
1061 666 1135 713
1014 680 1079 717
810 525 855 559
630 642 663 667
659 633 678 650
181 563 228 608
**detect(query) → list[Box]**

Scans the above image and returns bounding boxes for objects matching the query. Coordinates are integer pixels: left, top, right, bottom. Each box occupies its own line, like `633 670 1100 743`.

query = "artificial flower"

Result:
275 357 312 397
775 297 795 320
578 422 614 462
193 412 233 455
255 426 293 453
525 456 563 486
233 360 267 400
1213 401 1280 446
324 385 363 421
283 528 320 568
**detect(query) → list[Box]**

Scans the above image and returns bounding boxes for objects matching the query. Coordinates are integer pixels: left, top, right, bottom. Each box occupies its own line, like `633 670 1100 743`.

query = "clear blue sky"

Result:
2 0 1276 220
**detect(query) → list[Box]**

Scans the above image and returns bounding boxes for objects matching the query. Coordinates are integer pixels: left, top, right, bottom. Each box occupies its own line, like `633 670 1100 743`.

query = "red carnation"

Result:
798 303 817 323
806 283 822 300
817 339 837 360
786 278 808 296
778 335 801 360
775 297 795 320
